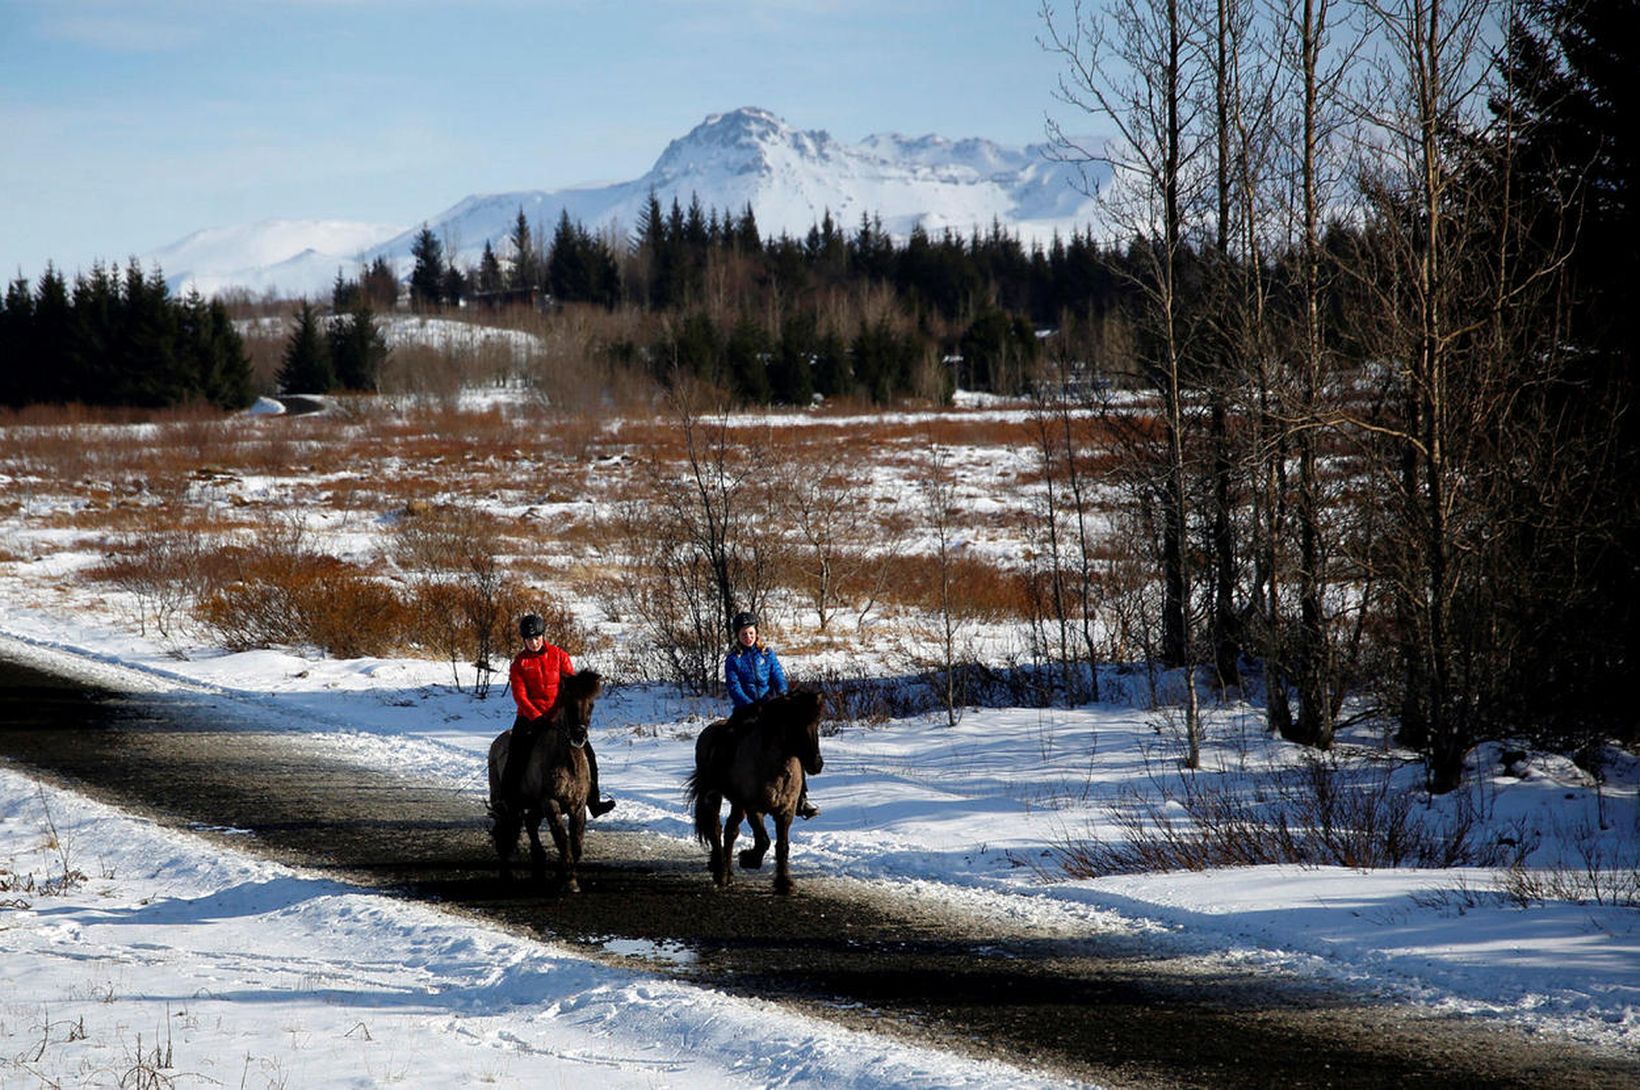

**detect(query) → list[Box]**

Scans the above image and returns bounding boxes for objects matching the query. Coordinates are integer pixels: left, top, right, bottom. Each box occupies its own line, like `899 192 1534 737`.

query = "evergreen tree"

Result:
31 267 73 403
328 304 388 392
638 191 682 309
771 311 818 405
633 191 666 254
807 209 847 281
671 311 721 385
440 262 467 307
3 265 250 410
851 318 916 404
332 268 360 311
69 263 120 401
408 225 445 310
959 307 1039 395
546 210 585 301
360 257 399 309
203 296 253 408
725 317 771 403
116 260 186 406
545 212 621 308
508 208 536 289
735 203 761 253
477 240 503 293
811 328 852 400
667 196 686 241
0 275 34 407
278 300 334 393
583 227 621 308
683 193 709 248
850 213 893 280
178 289 253 410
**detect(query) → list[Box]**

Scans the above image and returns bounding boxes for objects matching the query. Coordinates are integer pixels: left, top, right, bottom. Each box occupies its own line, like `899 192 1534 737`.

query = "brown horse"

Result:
487 670 603 892
683 690 824 895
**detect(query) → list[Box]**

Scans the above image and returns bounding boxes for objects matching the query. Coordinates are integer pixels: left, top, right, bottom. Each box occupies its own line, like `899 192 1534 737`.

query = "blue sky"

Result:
1 0 1066 280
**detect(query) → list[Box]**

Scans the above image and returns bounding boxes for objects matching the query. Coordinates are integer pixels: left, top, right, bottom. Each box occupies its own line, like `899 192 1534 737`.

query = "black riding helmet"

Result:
519 613 546 639
732 611 757 633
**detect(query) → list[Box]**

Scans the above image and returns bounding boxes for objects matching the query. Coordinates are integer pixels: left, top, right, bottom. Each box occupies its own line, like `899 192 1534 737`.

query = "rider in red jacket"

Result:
498 614 615 816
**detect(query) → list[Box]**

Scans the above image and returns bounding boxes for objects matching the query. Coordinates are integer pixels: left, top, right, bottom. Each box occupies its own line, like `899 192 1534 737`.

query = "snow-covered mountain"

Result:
149 219 407 299
156 108 1107 298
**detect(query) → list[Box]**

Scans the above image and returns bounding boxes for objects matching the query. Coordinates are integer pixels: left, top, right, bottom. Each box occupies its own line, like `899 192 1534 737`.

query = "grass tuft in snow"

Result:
1056 750 1532 876
1499 822 1640 908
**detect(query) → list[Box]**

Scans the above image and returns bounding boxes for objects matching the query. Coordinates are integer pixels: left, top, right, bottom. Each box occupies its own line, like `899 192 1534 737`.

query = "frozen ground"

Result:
1 594 1636 1087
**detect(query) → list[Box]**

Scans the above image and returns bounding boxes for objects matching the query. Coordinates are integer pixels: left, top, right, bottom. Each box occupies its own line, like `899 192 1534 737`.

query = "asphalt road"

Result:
2 655 1633 1089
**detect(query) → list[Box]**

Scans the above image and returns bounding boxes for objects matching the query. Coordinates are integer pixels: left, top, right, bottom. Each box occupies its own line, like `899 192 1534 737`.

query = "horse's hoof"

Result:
774 877 796 896
737 849 765 870
565 879 581 894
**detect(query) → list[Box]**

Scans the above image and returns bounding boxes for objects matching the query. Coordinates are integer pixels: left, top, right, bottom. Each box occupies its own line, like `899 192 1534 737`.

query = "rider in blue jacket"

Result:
723 611 818 819
726 615 787 710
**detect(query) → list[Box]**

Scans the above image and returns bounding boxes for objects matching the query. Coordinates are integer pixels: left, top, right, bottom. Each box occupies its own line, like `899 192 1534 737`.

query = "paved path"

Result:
3 655 1633 1089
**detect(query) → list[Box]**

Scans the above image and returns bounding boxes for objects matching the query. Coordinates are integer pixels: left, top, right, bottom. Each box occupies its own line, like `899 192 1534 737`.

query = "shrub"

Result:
1498 820 1640 908
196 536 412 658
1056 753 1523 876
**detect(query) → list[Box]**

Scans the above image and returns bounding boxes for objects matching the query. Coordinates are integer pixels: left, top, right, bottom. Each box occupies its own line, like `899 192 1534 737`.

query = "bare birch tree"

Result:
1043 0 1208 764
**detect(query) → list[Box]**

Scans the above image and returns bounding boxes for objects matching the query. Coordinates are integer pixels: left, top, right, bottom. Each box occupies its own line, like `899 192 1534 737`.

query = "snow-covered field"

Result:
1 389 1636 1086
1 607 1636 1088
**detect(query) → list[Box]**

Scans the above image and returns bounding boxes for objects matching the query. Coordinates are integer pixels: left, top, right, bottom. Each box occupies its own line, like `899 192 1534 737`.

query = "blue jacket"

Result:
725 644 788 709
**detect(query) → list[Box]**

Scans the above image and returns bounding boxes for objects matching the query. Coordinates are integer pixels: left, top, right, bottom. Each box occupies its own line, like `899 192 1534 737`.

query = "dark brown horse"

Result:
683 690 824 895
487 670 603 892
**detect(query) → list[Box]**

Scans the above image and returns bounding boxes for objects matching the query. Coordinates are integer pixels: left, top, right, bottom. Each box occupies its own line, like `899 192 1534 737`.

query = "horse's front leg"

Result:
772 811 795 895
569 805 586 864
544 804 578 894
524 811 549 883
720 804 747 887
566 806 586 893
738 812 771 870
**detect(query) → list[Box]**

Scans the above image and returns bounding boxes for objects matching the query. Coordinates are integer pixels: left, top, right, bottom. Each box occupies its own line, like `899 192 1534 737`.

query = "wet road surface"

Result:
2 655 1634 1089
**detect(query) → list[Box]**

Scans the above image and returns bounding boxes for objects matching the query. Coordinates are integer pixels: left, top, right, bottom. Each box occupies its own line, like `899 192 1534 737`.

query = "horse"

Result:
683 690 824 895
486 670 603 893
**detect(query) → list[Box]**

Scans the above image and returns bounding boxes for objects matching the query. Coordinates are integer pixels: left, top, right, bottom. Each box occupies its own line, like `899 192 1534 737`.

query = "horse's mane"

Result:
759 690 822 734
560 670 602 704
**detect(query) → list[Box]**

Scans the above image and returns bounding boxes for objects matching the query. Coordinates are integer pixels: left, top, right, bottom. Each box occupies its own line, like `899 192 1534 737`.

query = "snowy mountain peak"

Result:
650 106 840 182
857 132 1026 177
154 108 1109 298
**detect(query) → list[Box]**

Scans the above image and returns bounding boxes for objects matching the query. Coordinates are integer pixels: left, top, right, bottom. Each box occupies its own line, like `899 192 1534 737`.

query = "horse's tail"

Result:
486 731 509 814
683 767 715 846
685 719 732 844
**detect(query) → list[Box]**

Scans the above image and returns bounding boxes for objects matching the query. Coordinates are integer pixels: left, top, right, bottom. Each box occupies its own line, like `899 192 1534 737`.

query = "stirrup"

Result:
797 801 820 820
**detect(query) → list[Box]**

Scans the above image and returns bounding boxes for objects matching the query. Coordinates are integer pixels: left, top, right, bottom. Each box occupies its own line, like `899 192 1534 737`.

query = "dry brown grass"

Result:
858 552 1034 620
197 545 415 658
3 391 1129 670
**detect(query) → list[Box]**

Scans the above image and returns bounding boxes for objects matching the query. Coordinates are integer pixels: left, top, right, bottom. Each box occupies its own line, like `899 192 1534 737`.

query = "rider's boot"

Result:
796 783 820 820
585 741 616 817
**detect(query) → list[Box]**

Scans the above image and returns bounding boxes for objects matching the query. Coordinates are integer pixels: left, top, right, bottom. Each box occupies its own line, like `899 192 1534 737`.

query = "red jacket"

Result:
510 644 575 721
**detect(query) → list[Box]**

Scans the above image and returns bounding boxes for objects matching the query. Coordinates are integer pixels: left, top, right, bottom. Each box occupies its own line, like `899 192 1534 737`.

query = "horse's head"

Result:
552 670 603 748
777 690 824 776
